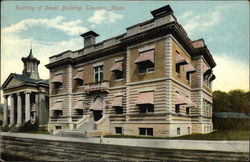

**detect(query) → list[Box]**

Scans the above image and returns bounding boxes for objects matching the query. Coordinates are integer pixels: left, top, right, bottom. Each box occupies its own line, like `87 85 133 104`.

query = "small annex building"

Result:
1 48 49 128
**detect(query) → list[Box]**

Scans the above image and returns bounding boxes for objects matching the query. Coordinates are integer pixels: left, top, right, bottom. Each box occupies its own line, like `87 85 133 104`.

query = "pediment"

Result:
1 74 24 90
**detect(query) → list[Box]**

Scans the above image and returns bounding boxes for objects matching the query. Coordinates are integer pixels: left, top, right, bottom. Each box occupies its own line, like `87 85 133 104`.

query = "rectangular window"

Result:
94 65 104 82
139 128 153 136
114 60 123 80
114 107 123 114
177 127 180 135
55 126 62 129
115 127 122 134
54 110 63 117
186 73 190 81
115 71 123 80
139 104 154 113
187 127 190 134
76 109 84 115
138 64 154 74
138 59 154 74
176 64 180 74
186 107 190 115
55 83 63 89
77 79 84 86
175 105 180 113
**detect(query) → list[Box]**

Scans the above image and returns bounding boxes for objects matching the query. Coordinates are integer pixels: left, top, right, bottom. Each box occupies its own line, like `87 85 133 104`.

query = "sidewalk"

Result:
0 132 248 152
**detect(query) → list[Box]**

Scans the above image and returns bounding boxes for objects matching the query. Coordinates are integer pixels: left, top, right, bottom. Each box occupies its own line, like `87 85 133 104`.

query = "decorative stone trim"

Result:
165 37 172 79
93 62 104 67
67 65 73 123
138 45 155 53
55 71 64 75
114 92 124 97
115 57 124 62
77 67 84 71
138 87 155 93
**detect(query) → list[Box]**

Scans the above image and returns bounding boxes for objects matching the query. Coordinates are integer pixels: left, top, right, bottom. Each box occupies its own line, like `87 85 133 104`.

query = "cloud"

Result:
177 4 232 38
88 9 123 24
2 16 88 36
213 54 249 92
90 24 96 29
178 11 220 37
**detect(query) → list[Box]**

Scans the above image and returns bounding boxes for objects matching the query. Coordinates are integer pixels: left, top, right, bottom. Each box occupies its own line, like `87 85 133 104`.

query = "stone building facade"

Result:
46 5 216 137
1 49 49 128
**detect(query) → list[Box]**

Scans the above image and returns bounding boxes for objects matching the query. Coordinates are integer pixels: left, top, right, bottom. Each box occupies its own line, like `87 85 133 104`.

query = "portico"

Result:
3 91 41 127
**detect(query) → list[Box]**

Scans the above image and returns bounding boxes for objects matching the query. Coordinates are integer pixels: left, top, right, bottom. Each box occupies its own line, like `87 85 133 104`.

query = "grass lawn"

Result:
105 129 249 140
173 129 249 140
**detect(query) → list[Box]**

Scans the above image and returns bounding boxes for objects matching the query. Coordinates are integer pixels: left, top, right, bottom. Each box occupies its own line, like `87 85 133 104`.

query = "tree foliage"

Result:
213 89 250 115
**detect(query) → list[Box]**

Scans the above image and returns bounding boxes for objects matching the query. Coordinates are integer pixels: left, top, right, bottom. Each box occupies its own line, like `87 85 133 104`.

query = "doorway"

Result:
93 110 103 121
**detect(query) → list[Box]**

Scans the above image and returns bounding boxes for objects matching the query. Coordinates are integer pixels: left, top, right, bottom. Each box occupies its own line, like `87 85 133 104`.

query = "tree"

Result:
213 90 230 112
213 90 250 115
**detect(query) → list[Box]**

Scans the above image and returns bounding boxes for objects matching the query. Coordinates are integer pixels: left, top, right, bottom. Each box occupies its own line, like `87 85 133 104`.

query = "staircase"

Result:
54 115 95 138
76 115 95 131
54 115 110 138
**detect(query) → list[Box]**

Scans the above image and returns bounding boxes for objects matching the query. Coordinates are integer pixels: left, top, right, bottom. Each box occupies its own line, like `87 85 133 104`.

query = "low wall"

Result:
0 132 248 152
1 134 248 161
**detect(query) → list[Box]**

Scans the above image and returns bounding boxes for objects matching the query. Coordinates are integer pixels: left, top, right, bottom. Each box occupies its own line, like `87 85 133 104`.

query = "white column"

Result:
3 95 8 126
25 92 31 122
9 94 15 126
17 92 22 126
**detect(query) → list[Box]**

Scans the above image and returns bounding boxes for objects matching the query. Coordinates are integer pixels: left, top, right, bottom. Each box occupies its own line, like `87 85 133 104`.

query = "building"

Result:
45 5 216 137
1 48 49 128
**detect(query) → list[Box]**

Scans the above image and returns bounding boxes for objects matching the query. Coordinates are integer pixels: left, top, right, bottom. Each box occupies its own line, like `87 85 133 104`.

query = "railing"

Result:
84 81 109 92
74 115 91 129
50 116 68 123
95 115 109 132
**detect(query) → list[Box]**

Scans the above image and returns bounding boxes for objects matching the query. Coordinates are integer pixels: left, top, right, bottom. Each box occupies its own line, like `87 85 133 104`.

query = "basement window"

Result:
177 127 180 135
139 128 153 136
187 127 191 134
55 126 62 130
115 127 122 134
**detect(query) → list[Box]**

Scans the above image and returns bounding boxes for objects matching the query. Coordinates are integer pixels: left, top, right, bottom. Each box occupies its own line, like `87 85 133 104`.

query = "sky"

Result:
1 1 249 103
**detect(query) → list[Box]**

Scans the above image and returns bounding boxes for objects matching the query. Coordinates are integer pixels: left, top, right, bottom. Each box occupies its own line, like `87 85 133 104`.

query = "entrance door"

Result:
93 110 103 121
91 96 104 121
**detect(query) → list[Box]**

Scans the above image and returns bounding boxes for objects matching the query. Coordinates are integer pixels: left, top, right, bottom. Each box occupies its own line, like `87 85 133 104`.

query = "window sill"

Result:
138 71 154 75
114 79 124 82
139 112 154 114
176 73 181 77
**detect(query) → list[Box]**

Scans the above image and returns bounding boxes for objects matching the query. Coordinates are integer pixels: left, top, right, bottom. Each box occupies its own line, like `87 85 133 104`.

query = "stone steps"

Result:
1 136 248 161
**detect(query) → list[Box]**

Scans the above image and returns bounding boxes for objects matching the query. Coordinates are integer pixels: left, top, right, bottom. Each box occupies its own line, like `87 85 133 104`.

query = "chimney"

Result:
151 5 174 18
80 31 99 48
